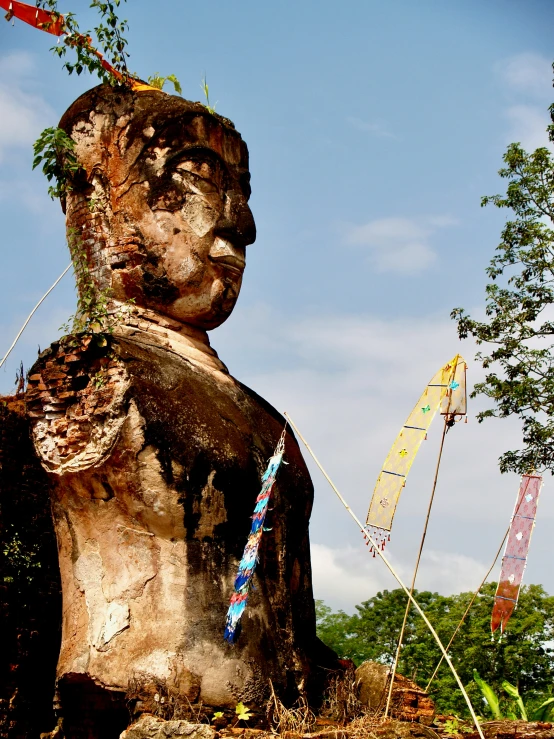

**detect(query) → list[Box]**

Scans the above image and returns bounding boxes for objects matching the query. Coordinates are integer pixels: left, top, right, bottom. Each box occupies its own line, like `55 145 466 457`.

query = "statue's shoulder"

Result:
26 335 130 474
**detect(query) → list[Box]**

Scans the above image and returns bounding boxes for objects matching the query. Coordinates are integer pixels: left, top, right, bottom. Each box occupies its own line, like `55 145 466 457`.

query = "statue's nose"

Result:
214 190 256 248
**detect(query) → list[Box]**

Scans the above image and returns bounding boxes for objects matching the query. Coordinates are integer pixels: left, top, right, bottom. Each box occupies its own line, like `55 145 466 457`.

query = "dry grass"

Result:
346 713 386 739
266 682 317 735
319 668 364 726
126 673 209 723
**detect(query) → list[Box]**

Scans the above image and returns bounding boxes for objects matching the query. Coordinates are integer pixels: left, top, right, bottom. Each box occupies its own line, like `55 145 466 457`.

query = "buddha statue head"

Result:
59 84 256 330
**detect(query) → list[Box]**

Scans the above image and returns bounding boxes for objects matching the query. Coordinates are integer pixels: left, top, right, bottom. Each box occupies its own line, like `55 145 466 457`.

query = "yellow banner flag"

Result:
365 355 466 547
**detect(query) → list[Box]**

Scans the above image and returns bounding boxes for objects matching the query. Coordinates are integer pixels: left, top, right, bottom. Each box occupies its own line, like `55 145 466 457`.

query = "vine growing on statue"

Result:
60 229 116 346
32 126 81 200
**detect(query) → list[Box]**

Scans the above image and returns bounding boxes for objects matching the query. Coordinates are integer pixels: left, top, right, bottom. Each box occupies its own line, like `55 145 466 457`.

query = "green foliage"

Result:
531 697 554 721
473 670 503 719
201 75 217 114
501 678 527 720
473 670 554 721
37 0 131 84
315 600 355 659
235 702 252 722
315 584 554 717
2 532 42 586
147 73 182 95
32 127 82 200
61 228 132 344
443 717 474 734
451 67 554 475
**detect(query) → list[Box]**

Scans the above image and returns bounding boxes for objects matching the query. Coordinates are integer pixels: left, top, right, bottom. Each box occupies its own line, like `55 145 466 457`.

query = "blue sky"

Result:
1 0 553 611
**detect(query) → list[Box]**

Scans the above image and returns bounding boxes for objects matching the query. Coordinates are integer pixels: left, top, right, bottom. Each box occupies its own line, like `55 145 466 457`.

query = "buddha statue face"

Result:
60 85 256 330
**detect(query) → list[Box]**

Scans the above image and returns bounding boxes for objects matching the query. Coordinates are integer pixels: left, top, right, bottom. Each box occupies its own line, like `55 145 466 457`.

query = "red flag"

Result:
0 0 65 36
491 474 542 634
0 0 155 91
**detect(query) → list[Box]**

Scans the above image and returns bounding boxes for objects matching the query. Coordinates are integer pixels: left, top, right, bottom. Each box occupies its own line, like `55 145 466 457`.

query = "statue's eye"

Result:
174 158 222 194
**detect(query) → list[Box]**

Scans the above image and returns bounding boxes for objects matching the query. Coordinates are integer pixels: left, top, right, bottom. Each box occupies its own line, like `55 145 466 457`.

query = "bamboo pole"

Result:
424 479 531 691
424 527 508 692
384 416 449 718
284 412 484 739
0 264 72 371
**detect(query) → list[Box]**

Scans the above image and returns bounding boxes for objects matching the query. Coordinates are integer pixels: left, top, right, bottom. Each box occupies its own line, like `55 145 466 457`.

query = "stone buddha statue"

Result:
22 85 332 737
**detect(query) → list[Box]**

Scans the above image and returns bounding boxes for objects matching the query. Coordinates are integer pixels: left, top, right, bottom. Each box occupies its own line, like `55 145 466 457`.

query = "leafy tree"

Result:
315 584 554 717
451 67 554 475
315 600 354 659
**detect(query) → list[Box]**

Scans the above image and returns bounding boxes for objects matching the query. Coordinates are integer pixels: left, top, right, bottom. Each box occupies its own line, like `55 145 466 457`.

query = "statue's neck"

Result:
111 302 229 376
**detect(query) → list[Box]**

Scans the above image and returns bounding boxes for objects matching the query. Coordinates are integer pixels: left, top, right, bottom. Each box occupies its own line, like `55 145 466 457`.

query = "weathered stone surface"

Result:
369 718 440 739
355 661 435 724
457 720 554 739
8 84 336 737
356 661 389 713
120 715 215 739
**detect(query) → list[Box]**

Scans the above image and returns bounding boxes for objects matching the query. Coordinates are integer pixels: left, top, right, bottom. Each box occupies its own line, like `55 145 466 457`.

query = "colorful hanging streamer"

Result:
491 473 542 634
365 354 467 553
224 428 286 643
0 0 156 91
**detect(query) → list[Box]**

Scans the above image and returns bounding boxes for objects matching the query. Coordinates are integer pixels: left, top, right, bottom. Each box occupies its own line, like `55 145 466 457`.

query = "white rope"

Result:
283 411 484 739
0 264 72 371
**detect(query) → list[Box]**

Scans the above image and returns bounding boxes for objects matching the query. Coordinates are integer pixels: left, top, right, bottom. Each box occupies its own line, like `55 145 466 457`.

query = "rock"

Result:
371 718 440 739
120 715 215 739
355 661 435 724
460 720 554 739
355 661 389 712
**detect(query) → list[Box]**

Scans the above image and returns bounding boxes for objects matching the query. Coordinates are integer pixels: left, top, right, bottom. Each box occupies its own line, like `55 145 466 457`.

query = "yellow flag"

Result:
366 355 466 538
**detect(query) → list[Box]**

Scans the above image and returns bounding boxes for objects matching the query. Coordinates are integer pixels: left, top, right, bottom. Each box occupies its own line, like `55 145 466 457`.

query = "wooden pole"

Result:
283 412 484 739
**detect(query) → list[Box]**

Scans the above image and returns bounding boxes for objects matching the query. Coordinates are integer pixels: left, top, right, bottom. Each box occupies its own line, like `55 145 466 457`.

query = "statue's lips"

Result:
209 254 245 276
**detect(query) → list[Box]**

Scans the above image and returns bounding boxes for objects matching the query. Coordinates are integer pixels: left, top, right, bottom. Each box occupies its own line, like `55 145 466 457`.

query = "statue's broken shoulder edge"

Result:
25 334 130 475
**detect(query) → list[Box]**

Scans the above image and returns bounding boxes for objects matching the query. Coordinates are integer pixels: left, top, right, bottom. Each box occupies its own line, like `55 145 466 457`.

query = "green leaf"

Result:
235 702 252 721
473 670 502 719
501 680 527 721
531 697 554 722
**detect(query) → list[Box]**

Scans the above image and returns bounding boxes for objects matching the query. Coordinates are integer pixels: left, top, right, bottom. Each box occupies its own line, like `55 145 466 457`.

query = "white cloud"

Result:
344 216 457 274
347 116 398 140
504 104 551 151
498 53 552 100
215 305 554 612
311 543 490 612
0 52 55 162
495 53 553 151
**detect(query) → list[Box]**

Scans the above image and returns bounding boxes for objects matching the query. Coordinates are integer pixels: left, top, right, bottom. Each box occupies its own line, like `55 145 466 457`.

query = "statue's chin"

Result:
162 288 239 331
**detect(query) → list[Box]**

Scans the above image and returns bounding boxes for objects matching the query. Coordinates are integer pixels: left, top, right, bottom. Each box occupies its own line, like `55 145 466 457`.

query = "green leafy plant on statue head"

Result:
201 75 217 114
147 73 182 95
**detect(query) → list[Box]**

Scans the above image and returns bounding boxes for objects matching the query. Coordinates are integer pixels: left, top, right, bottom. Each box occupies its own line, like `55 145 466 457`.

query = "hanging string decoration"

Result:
0 0 156 91
364 354 467 554
491 473 542 634
224 426 287 644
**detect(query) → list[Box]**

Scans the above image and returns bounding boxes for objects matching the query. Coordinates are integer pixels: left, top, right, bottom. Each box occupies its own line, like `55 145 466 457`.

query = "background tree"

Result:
316 584 554 717
451 66 554 474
